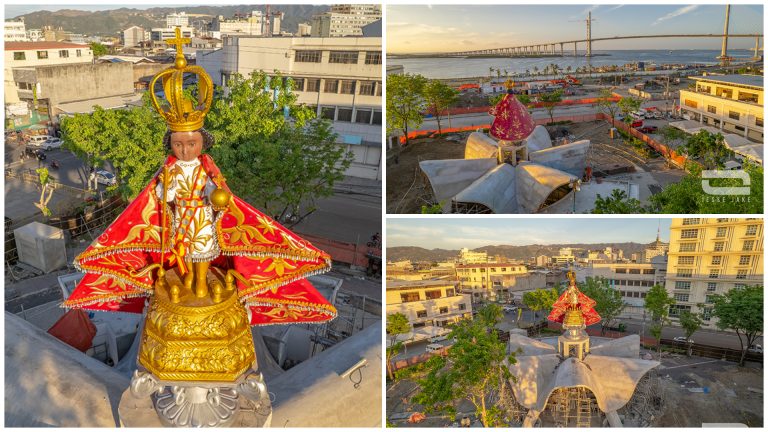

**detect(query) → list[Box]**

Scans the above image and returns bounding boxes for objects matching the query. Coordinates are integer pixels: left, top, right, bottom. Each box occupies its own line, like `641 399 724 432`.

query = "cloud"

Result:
605 5 625 12
569 5 600 20
652 5 700 26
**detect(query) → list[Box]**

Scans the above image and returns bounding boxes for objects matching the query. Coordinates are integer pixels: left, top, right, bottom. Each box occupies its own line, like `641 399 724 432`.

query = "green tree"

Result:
60 94 166 200
617 96 643 125
414 305 516 427
540 89 563 125
678 130 734 169
423 79 458 135
579 276 626 335
206 72 352 226
522 288 559 335
516 93 531 105
477 302 503 327
90 42 108 57
596 88 620 127
386 73 427 146
34 167 54 217
386 313 411 381
644 284 675 358
649 162 763 214
711 285 763 366
678 310 702 357
593 189 645 214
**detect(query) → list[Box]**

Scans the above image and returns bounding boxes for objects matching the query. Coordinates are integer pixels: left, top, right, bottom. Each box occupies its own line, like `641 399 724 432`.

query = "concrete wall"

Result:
36 62 134 106
131 63 169 83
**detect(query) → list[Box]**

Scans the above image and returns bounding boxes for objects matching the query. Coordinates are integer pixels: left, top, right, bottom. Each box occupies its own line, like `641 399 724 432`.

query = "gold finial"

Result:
149 27 213 132
567 270 576 286
504 79 516 89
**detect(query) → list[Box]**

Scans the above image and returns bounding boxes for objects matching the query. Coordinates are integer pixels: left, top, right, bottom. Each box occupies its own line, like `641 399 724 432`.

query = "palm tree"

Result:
551 63 560 79
489 67 495 83
533 65 539 76
525 69 531 77
565 65 572 75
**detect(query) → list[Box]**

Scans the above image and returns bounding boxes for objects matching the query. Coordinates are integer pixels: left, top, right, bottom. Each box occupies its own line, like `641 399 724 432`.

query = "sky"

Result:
387 218 672 250
387 4 764 53
4 2 214 18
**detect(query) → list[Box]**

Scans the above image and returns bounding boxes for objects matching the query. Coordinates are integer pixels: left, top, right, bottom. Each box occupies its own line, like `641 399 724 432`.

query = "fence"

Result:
5 167 91 196
606 115 689 169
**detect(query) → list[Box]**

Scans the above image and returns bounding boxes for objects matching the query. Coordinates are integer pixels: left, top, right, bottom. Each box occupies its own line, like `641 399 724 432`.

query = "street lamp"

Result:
569 179 581 213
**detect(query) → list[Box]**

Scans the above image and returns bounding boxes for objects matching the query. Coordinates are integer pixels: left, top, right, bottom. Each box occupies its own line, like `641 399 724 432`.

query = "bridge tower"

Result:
718 4 731 65
586 11 593 57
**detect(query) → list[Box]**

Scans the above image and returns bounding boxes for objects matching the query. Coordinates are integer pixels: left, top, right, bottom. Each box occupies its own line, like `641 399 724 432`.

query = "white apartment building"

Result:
644 234 669 263
26 29 43 41
679 74 763 143
387 280 472 333
166 12 189 28
577 259 666 320
198 35 382 180
311 4 382 37
298 23 312 37
456 263 545 302
665 218 763 330
5 20 28 42
122 26 147 48
213 12 264 37
150 27 194 46
458 247 489 264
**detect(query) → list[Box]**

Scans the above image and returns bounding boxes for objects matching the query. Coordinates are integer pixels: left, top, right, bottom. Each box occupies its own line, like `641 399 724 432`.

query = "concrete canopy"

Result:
522 125 553 153
529 140 590 177
465 132 499 159
515 162 577 214
420 158 497 212
453 164 518 213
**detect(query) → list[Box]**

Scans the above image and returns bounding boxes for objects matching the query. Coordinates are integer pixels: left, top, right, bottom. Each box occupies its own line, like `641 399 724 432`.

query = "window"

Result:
713 242 725 252
358 80 376 96
674 293 689 302
680 229 698 239
439 306 449 314
490 268 496 272
702 307 712 321
675 281 691 290
458 303 466 311
736 270 748 280
615 268 627 274
340 80 356 94
425 290 441 300
324 79 339 93
629 269 640 274
682 218 700 225
36 50 48 59
728 111 740 121
738 255 750 266
679 243 696 252
715 227 727 237
705 295 715 304
59 50 69 58
290 77 305 92
364 51 382 64
709 269 719 279
742 240 754 251
320 106 335 120
676 269 693 278
746 225 758 235
717 88 733 98
306 78 320 92
372 110 382 125
669 304 691 318
376 83 382 96
295 50 322 63
757 117 764 127
446 288 455 297
329 51 358 64
400 292 420 303
711 256 722 265
336 107 353 122
643 269 656 274
684 99 697 108
707 282 717 292
416 310 427 318
738 91 758 103
13 52 25 60
734 283 746 289
707 105 717 114
678 256 694 265
76 49 82 57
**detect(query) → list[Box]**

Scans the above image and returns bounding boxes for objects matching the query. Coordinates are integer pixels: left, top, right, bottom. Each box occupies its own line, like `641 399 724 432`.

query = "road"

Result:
608 317 762 350
294 189 382 245
419 104 602 132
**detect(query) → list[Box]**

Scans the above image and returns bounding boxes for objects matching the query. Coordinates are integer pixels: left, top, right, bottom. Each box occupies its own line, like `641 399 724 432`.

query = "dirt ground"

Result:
386 121 686 213
385 352 763 427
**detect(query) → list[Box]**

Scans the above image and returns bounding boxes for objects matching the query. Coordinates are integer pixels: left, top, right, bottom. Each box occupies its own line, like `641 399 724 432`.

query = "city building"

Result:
644 231 669 263
197 35 382 180
26 29 43 42
5 20 28 42
386 280 472 332
552 248 576 265
166 12 189 28
534 254 550 267
665 218 764 329
679 74 763 143
150 27 194 47
455 263 545 302
297 23 312 37
458 247 489 264
212 12 264 37
122 26 147 48
311 4 382 37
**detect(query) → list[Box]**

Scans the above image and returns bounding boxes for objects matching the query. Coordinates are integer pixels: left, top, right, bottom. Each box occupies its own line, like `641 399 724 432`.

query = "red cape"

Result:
547 289 601 326
64 154 336 326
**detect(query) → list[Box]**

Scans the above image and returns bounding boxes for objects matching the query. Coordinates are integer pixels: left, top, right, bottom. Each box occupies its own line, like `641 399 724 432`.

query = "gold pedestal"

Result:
138 268 256 382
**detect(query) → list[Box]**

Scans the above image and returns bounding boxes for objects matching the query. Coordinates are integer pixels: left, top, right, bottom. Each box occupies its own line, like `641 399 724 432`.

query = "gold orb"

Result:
175 57 187 69
210 188 231 208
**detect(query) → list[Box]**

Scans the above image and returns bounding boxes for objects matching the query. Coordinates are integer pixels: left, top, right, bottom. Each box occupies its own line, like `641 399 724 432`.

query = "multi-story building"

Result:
665 218 763 329
122 26 147 48
644 232 669 263
679 74 763 143
212 12 264 37
26 29 43 41
297 23 312 37
577 259 666 320
150 27 194 47
198 35 382 180
458 247 489 264
386 280 472 333
311 4 382 37
456 263 545 302
534 254 550 267
166 12 189 28
5 20 28 42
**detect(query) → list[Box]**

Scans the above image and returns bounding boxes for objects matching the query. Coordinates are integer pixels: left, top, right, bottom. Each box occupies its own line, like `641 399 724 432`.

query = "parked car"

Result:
425 343 446 354
94 170 117 186
652 111 664 119
631 110 646 119
26 135 53 148
748 344 763 354
429 334 449 343
22 147 47 161
637 126 658 134
630 119 643 128
673 336 693 344
503 306 518 313
42 137 63 151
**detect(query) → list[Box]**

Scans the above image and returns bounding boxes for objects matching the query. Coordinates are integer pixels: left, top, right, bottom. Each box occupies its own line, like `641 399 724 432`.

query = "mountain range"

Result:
11 5 330 36
388 242 654 263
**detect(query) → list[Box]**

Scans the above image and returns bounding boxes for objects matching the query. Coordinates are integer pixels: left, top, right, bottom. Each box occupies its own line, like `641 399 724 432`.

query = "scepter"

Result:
161 165 169 265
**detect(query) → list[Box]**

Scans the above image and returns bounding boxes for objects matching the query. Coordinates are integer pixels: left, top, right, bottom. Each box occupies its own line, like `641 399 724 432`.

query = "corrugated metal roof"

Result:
691 74 763 89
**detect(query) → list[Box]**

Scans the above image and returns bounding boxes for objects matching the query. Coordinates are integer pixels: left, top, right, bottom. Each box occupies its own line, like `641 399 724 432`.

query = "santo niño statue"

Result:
63 28 336 427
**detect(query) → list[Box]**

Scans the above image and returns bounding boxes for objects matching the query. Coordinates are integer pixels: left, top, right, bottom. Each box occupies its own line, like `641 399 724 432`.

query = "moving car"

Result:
503 306 518 313
26 135 53 148
426 343 446 354
673 336 693 344
23 147 47 161
429 334 449 343
42 137 63 151
95 170 117 186
748 344 763 354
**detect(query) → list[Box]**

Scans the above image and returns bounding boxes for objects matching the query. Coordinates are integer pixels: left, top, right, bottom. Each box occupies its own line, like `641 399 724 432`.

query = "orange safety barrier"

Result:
608 115 690 169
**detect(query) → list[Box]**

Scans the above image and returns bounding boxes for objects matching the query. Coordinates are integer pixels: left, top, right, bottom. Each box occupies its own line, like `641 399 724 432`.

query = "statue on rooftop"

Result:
547 271 601 327
63 28 336 427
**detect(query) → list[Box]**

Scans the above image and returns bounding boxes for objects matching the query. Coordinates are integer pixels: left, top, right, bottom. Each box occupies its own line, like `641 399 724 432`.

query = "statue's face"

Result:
170 131 203 162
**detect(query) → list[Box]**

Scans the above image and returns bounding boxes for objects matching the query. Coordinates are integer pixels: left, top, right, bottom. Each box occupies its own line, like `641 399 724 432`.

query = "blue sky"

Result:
387 218 671 249
388 4 764 53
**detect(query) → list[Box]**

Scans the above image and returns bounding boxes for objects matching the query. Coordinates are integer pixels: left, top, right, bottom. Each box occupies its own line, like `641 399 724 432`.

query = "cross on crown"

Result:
166 27 190 54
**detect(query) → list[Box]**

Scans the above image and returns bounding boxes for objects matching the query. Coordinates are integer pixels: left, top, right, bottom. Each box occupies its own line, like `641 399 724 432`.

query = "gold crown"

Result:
149 27 213 132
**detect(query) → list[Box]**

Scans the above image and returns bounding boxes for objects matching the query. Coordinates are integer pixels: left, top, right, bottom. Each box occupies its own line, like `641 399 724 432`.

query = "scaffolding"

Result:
548 386 600 427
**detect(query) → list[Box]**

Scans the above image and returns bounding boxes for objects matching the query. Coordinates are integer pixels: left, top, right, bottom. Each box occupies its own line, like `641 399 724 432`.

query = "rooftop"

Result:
690 74 763 90
387 279 456 290
5 41 89 51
